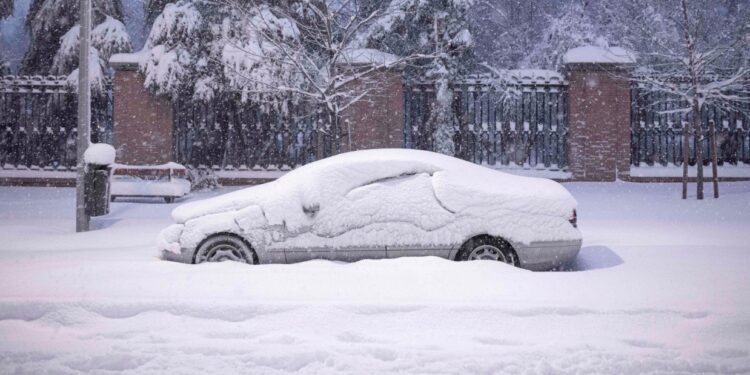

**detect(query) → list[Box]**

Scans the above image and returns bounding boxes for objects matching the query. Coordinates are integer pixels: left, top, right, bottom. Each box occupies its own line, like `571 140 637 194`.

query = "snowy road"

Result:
1 182 749 374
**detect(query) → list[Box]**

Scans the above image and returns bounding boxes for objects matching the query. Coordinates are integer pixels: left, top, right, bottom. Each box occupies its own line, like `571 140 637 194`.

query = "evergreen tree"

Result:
0 0 11 18
144 0 173 27
521 0 598 70
354 0 474 155
49 16 132 93
0 0 12 74
20 0 127 75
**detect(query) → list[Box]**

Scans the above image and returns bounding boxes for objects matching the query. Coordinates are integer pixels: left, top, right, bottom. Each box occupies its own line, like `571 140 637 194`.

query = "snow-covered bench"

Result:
110 163 191 203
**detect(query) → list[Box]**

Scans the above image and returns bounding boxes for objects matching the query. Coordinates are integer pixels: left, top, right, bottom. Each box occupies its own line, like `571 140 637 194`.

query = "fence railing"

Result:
0 76 112 170
403 74 568 170
173 95 339 170
630 85 750 167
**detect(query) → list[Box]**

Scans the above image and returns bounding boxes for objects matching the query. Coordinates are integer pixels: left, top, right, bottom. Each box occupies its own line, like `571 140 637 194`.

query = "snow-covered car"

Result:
157 149 581 270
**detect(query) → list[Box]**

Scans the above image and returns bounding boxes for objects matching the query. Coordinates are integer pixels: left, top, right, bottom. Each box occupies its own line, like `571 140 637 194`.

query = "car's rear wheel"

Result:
194 234 256 264
457 236 518 266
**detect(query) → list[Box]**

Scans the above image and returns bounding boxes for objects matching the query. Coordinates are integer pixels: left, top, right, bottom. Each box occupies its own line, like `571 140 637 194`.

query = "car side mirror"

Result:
302 203 319 218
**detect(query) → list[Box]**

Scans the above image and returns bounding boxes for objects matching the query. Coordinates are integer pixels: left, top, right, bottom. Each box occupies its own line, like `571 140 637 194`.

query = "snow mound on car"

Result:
171 149 577 236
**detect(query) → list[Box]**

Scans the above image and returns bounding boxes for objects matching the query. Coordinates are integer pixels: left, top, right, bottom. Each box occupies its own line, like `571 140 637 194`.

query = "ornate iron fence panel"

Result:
173 95 339 171
630 83 750 167
0 76 112 170
404 76 568 170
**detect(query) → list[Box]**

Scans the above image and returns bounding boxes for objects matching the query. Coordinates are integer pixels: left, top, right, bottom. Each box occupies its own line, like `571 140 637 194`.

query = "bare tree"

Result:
632 0 749 199
220 0 432 156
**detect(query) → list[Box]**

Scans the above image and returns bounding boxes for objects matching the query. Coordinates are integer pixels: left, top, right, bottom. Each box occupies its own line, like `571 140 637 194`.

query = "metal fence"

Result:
630 84 750 167
173 95 339 170
403 75 568 170
0 76 112 170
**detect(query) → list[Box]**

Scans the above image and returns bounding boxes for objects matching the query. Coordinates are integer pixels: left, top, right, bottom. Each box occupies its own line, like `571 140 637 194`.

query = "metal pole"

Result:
76 0 91 232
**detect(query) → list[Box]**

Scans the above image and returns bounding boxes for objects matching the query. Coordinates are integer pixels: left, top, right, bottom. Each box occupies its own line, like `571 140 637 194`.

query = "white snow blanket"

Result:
1 182 749 373
83 143 116 165
163 149 579 255
110 178 191 197
110 163 191 198
563 45 636 64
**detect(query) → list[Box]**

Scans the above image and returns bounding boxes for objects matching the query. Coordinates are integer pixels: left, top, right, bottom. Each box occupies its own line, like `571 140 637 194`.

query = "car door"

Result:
282 194 388 262
313 171 455 260
366 172 455 259
276 158 449 263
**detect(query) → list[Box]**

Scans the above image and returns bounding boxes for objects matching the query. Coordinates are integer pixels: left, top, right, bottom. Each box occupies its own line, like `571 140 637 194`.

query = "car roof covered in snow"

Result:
171 149 576 225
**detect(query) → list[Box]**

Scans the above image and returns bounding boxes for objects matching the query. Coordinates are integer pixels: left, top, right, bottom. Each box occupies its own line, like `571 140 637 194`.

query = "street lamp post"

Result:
76 0 91 232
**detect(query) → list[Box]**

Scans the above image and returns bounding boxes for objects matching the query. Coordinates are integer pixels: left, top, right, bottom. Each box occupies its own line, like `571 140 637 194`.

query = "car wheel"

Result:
457 236 518 266
194 234 256 264
164 196 175 203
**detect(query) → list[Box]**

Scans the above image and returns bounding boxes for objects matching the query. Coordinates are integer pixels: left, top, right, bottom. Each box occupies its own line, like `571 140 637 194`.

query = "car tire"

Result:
194 234 256 264
456 236 518 266
164 196 175 203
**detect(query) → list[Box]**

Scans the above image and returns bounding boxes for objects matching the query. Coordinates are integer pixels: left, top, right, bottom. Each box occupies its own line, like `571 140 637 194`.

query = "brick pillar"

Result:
565 63 632 181
340 70 404 152
110 56 174 165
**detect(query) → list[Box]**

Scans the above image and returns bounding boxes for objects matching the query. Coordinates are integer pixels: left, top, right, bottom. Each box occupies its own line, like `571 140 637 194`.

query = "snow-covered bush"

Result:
187 167 219 191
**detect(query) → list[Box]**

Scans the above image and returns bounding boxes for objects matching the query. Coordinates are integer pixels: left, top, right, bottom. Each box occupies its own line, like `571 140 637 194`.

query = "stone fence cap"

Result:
110 51 148 70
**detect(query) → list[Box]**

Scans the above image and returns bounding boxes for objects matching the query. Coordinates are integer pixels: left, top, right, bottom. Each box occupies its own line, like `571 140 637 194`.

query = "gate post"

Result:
564 46 634 181
109 53 174 165
339 69 405 152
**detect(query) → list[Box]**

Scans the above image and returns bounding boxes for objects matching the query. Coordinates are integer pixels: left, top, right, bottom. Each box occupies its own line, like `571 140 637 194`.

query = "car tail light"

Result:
569 209 577 228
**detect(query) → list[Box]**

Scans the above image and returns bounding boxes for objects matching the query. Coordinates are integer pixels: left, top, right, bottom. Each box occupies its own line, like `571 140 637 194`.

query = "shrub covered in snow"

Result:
187 167 219 192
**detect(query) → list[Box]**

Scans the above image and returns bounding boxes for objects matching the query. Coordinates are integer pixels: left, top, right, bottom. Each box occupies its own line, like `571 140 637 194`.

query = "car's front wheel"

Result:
194 234 256 264
457 236 518 266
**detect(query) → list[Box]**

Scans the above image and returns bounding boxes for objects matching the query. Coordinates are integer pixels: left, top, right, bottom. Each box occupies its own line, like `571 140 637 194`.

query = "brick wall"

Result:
110 63 635 181
565 64 632 181
112 69 174 165
340 70 404 152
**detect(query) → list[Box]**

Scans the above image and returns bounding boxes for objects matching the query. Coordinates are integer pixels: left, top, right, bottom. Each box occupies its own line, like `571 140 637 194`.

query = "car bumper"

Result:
161 248 194 264
515 239 582 271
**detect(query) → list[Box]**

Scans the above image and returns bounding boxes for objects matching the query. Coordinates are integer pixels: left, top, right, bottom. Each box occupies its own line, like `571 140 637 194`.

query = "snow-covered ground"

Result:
1 182 749 374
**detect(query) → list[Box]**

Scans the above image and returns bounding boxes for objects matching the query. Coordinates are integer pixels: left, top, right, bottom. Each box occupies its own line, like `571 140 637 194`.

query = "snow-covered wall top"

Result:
109 51 147 68
562 46 635 65
340 48 398 66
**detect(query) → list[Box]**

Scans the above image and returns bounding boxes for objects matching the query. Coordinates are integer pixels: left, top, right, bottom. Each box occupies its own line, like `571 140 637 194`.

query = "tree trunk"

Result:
681 119 689 199
692 100 703 200
433 79 455 156
709 120 719 198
